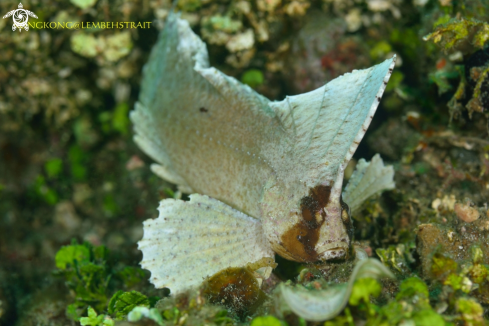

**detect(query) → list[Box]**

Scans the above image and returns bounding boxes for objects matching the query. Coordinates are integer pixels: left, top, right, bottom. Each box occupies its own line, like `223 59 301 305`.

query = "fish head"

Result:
261 183 352 263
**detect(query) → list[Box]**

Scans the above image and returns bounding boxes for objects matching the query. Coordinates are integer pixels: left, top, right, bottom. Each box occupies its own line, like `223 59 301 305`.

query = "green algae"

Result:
44 158 63 179
324 276 448 326
54 241 150 322
241 69 265 89
108 290 150 320
396 277 429 300
70 0 97 10
424 18 489 54
80 307 114 326
249 315 285 326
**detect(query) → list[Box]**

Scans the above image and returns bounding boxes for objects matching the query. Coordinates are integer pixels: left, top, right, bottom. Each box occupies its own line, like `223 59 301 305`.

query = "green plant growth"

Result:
424 18 489 54
241 69 265 88
33 175 58 205
44 158 63 179
80 307 114 326
108 290 150 320
324 248 489 326
325 276 449 326
54 240 153 322
55 241 110 320
424 18 489 122
68 145 88 181
98 102 131 135
250 315 286 326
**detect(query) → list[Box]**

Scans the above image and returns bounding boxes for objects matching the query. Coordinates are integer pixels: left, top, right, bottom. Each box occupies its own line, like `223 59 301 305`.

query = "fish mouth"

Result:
318 246 349 260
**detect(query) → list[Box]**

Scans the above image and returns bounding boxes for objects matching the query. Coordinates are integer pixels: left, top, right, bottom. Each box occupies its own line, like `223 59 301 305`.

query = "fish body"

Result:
132 14 395 294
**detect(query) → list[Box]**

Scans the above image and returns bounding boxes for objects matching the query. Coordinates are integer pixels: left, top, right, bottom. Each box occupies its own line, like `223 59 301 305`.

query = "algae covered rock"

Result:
416 223 489 277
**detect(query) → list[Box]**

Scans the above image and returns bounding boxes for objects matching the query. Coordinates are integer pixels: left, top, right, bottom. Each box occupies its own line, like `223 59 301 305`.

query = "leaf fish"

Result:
131 13 395 294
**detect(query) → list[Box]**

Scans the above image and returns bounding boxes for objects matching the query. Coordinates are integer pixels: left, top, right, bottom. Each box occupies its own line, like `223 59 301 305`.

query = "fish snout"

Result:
318 245 349 260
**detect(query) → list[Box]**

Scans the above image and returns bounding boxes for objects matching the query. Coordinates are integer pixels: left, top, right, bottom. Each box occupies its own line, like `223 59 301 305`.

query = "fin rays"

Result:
342 154 395 213
138 194 274 293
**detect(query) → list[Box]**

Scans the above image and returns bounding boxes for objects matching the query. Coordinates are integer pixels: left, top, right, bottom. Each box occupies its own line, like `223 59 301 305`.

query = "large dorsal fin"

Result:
267 57 396 196
195 67 273 118
132 12 395 215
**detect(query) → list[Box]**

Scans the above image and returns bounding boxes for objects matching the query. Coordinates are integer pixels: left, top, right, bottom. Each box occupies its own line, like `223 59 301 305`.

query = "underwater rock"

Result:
202 267 267 317
283 12 372 94
71 31 133 63
276 258 394 322
366 117 420 160
456 297 485 325
54 201 81 232
423 18 489 55
416 223 489 278
153 288 238 326
15 286 72 326
465 48 489 116
432 195 456 212
226 29 254 53
454 202 480 223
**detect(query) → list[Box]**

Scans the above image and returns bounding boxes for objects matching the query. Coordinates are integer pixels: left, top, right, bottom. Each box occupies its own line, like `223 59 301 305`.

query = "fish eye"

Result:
340 200 354 243
341 208 350 223
341 201 350 223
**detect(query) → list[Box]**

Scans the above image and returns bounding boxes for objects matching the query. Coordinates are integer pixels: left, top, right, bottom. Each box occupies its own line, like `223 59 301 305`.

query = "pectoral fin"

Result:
342 154 395 213
138 194 275 294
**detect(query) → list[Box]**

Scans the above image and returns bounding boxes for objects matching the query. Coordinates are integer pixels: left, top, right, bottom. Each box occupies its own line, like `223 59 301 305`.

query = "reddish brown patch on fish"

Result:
280 185 331 262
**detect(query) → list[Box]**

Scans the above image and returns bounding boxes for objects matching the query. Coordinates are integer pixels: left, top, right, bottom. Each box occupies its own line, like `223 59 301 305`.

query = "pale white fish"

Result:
131 13 396 294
